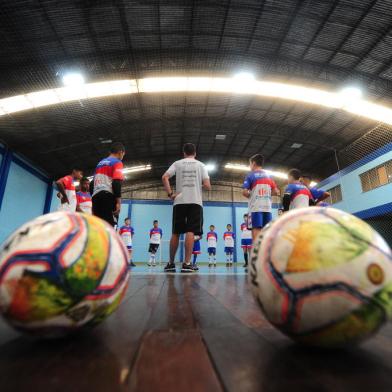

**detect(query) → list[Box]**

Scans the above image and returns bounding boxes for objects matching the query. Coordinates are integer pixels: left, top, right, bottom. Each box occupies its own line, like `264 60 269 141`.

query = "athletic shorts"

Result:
148 243 160 254
172 203 203 235
241 239 252 249
251 211 272 229
225 247 234 254
207 247 216 255
92 191 116 226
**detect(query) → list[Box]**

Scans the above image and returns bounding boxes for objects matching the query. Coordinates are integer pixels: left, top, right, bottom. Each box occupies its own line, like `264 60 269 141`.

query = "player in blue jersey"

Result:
242 154 280 242
300 174 331 205
283 169 313 211
119 218 136 267
206 225 218 267
192 235 202 271
148 220 163 267
223 224 235 267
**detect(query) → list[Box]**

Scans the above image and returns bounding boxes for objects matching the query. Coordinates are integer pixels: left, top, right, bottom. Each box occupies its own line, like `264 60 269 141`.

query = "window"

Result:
359 160 392 192
325 185 342 204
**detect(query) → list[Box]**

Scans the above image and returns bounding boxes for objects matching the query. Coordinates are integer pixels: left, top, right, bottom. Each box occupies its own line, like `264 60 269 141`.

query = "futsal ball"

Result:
249 207 392 347
0 212 130 337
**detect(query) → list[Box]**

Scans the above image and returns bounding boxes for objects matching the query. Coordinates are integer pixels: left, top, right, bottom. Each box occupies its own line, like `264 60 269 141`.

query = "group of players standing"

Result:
54 142 329 272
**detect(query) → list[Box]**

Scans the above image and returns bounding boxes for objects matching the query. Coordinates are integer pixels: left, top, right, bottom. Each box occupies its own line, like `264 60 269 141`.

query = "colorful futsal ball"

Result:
250 207 392 347
0 212 130 337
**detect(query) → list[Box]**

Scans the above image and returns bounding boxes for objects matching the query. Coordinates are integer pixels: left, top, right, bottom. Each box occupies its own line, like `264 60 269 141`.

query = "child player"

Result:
192 235 202 271
242 154 280 242
223 224 235 267
76 177 92 214
148 220 163 267
283 169 313 211
206 225 218 267
119 218 136 267
240 213 252 268
56 168 83 212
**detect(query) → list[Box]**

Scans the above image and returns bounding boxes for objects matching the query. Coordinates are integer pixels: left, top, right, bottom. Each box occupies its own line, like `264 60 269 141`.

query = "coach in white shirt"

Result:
162 143 211 273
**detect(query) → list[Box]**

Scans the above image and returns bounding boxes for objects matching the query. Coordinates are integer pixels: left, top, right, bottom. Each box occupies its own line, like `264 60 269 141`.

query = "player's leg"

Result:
182 204 202 273
242 246 248 267
152 244 158 266
213 249 217 266
251 212 262 243
147 244 153 266
92 192 115 226
208 250 212 267
225 249 230 267
165 205 184 272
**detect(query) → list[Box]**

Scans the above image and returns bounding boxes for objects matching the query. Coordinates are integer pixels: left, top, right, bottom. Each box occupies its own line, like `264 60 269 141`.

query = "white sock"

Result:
226 255 230 263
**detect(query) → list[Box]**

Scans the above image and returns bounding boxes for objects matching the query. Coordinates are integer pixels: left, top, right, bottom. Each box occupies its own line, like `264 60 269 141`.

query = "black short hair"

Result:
243 213 248 217
250 154 264 167
72 168 83 173
210 224 215 228
183 143 196 156
227 223 232 227
80 176 89 183
288 168 301 180
301 174 312 180
153 220 158 223
110 142 126 154
125 217 130 222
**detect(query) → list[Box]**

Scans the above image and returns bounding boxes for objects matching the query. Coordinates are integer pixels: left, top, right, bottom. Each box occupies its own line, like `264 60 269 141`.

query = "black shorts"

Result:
148 243 160 254
92 191 116 226
172 203 203 235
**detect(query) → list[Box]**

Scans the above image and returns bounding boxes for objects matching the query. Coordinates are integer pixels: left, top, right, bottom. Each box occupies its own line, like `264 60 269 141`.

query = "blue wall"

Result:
318 142 392 219
0 145 52 244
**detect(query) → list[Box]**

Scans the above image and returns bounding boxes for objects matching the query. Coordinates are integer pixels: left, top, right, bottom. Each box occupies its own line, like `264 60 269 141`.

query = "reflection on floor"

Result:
1 273 392 391
130 263 248 275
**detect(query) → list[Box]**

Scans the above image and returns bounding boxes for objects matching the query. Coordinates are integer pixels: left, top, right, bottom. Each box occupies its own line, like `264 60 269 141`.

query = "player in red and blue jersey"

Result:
300 174 331 205
283 169 313 211
242 154 280 242
148 220 163 267
56 168 83 212
206 225 218 267
76 177 92 214
223 224 235 267
192 235 202 271
90 142 125 227
119 217 135 267
240 213 252 268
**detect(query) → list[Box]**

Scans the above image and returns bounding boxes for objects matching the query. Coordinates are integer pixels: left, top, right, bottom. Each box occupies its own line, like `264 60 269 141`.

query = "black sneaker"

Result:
130 262 136 267
164 262 176 272
193 264 199 271
243 263 248 268
181 263 194 273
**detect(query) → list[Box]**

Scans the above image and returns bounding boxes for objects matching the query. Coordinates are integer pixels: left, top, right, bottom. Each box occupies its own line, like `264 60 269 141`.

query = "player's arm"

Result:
75 195 83 212
242 174 251 198
162 164 176 200
271 180 280 196
55 178 69 204
202 165 211 191
89 178 94 194
282 185 293 212
317 190 330 203
112 162 124 215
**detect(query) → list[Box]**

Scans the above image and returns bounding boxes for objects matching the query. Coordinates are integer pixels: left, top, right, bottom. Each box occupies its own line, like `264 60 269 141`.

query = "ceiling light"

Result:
225 163 289 180
310 181 318 187
62 73 85 87
205 163 216 172
340 86 362 101
122 164 151 174
291 143 303 149
233 72 256 81
1 76 392 125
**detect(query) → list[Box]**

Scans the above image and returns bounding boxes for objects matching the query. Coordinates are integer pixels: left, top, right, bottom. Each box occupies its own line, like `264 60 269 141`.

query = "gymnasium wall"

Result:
119 200 280 263
0 145 53 243
318 143 392 218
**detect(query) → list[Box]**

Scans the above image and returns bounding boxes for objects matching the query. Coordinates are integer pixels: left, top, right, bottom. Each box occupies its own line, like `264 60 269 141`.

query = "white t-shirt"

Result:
166 158 209 206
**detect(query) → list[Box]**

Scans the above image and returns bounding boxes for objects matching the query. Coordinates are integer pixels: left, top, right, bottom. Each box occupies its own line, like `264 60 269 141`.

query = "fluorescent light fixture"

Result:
225 163 288 180
310 181 318 187
291 143 303 149
0 76 391 124
215 134 226 140
122 164 152 174
62 73 85 87
205 163 216 172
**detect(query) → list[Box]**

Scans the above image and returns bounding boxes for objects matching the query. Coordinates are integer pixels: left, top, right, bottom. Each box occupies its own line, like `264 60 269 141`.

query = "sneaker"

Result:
243 263 248 268
164 262 176 272
226 262 229 267
214 263 217 267
181 263 194 273
208 263 212 267
147 262 152 267
130 262 136 267
193 264 199 271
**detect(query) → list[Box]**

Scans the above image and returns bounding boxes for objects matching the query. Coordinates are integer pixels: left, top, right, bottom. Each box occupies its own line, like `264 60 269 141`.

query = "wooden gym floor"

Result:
1 266 392 392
